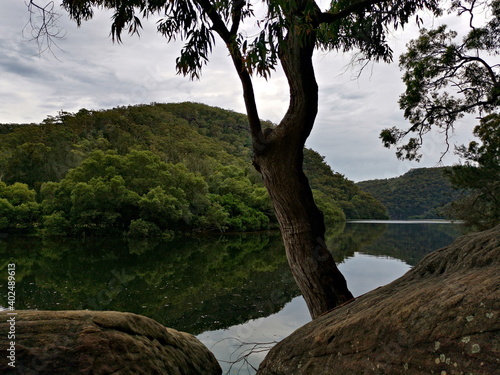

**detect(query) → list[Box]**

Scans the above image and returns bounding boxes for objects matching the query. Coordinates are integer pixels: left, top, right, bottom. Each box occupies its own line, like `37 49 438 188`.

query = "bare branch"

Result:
25 0 66 57
211 337 278 374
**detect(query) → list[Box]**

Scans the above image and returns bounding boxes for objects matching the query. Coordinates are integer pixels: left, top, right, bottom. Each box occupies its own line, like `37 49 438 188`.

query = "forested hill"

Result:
356 167 462 220
0 102 387 236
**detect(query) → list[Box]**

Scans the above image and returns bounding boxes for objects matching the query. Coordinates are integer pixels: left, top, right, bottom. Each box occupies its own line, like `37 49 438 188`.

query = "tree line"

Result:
0 102 388 236
356 167 462 220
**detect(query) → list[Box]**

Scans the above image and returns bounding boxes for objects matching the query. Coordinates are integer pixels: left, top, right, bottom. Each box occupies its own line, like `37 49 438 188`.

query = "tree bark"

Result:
254 140 354 319
251 18 354 319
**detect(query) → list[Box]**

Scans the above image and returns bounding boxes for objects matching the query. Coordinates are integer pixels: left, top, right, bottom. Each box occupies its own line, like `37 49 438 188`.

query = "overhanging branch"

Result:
26 0 66 56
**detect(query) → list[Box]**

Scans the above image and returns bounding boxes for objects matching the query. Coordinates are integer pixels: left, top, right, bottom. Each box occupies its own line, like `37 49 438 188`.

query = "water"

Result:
0 221 463 374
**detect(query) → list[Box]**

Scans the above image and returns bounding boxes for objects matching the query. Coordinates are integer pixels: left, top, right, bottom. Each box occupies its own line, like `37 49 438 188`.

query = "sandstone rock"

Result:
0 310 221 375
258 225 500 375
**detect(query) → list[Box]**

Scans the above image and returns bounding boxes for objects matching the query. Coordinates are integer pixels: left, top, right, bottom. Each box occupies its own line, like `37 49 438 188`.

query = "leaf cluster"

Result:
318 0 441 63
59 0 443 80
382 0 500 160
0 182 40 232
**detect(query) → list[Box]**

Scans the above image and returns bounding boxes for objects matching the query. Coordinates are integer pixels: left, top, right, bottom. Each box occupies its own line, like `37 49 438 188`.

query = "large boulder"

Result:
258 225 500 375
0 310 221 375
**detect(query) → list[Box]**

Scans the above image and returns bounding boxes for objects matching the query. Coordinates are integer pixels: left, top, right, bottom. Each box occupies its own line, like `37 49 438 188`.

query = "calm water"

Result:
0 221 463 374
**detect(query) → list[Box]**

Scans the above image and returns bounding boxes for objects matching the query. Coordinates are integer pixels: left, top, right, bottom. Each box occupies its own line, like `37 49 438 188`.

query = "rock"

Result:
0 310 221 375
258 225 500 375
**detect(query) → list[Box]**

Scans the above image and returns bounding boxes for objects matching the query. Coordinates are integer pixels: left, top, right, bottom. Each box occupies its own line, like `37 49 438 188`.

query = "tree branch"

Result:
460 54 499 85
193 0 264 147
230 0 245 35
26 0 66 57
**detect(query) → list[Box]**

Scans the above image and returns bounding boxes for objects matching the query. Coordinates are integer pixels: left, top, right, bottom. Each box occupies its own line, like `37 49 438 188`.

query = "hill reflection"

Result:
0 222 462 334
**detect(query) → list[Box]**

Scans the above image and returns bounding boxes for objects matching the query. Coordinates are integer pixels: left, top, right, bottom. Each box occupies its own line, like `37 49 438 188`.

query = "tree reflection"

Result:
0 233 299 333
0 223 462 334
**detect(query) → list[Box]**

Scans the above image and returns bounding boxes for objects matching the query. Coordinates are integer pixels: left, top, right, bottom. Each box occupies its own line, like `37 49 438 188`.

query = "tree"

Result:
0 182 40 230
444 113 500 230
3 142 54 190
40 149 211 234
32 0 444 319
381 0 500 161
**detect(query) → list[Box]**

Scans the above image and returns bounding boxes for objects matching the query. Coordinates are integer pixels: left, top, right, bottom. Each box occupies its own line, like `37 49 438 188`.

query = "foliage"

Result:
0 181 40 231
58 0 442 79
1 103 387 236
357 167 462 219
39 148 251 235
443 113 500 230
127 219 164 238
381 0 500 160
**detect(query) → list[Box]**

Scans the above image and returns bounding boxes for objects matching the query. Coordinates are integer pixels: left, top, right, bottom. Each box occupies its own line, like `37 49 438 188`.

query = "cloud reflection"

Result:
197 252 411 374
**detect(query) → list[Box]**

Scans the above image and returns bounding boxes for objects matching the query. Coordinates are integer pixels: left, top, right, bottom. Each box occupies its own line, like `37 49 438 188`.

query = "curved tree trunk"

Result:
254 139 354 319
208 0 354 319
252 18 353 319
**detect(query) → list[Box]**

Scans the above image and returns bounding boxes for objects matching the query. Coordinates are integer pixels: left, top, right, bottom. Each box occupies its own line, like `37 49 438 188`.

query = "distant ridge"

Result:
356 167 462 220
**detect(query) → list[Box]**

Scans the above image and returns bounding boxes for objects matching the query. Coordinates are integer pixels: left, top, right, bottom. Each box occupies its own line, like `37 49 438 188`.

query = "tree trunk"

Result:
252 19 353 319
254 140 354 319
214 0 354 318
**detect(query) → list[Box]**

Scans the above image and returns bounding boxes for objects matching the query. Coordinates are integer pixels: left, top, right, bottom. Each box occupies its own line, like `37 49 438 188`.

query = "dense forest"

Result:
357 168 463 220
0 102 387 236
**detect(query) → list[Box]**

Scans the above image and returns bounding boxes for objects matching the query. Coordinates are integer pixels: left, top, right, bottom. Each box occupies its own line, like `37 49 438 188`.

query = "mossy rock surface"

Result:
0 310 221 375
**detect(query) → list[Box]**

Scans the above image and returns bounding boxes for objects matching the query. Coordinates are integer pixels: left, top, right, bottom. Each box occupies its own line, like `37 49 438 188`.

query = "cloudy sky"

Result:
0 0 481 181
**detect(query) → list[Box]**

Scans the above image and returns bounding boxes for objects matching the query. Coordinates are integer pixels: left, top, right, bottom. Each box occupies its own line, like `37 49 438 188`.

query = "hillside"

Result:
356 167 462 220
0 102 387 236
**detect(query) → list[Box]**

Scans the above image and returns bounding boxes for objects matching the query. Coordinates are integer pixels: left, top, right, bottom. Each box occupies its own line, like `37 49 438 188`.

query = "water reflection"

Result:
328 221 462 266
198 252 413 374
198 222 463 373
0 221 463 373
198 296 311 374
0 232 299 334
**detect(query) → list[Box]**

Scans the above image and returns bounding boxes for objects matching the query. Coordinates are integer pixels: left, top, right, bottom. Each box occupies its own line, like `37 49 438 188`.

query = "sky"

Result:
0 0 483 182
